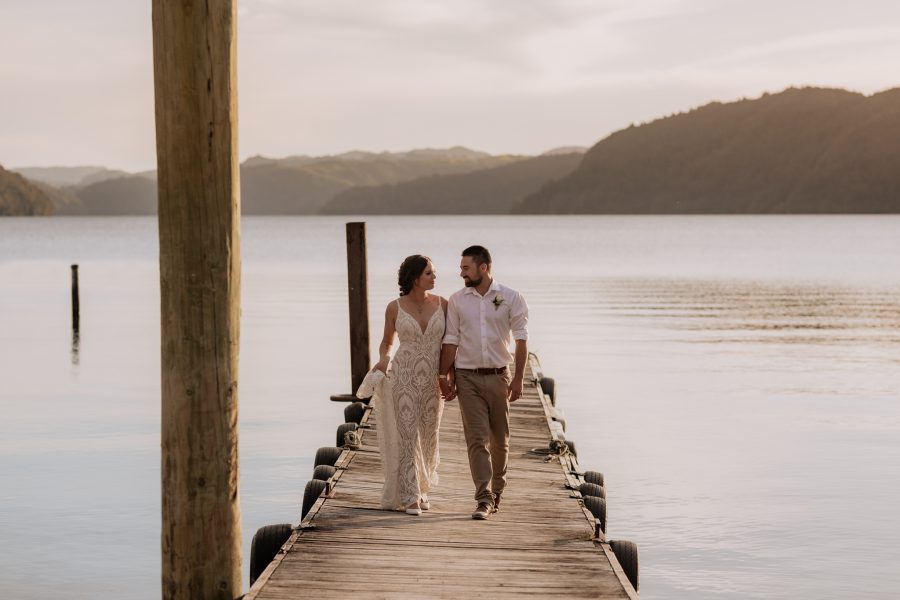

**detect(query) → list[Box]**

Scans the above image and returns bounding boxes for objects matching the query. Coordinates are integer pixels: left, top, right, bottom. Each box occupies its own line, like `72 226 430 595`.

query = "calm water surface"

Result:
1 215 899 598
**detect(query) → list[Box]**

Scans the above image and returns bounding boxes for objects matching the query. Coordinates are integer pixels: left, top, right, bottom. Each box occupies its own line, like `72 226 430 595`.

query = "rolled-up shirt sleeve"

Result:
443 294 460 345
510 292 529 341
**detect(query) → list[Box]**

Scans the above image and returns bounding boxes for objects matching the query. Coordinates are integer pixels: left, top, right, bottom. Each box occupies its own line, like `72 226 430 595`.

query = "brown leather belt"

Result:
457 367 507 375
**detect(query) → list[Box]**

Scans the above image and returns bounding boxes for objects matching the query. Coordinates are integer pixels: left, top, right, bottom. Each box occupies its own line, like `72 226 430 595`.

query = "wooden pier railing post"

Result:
346 222 370 392
152 1 242 598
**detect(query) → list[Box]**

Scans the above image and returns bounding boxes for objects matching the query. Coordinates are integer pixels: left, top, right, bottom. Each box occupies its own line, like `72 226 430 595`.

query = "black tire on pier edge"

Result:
312 464 337 481
336 422 359 447
314 446 343 468
610 539 639 592
584 495 607 533
584 470 605 487
344 401 366 424
579 482 606 499
302 479 328 518
539 377 556 405
249 523 293 586
565 439 578 458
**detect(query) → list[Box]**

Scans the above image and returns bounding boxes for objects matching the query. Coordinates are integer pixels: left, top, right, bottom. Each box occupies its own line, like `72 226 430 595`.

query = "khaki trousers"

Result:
455 369 512 505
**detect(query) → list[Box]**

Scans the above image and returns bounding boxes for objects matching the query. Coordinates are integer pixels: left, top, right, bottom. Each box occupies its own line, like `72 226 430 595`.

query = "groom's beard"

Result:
464 276 482 288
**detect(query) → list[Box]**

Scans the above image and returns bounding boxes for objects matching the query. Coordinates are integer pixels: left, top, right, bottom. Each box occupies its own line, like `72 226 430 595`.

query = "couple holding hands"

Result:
366 245 528 520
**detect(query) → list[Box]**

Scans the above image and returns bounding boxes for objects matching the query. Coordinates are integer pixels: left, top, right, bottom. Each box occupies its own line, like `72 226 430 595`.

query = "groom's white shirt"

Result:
444 280 528 369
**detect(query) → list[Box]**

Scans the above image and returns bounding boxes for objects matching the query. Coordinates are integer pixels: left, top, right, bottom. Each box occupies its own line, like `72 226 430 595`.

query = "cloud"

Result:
2 0 899 169
688 26 900 67
663 26 900 92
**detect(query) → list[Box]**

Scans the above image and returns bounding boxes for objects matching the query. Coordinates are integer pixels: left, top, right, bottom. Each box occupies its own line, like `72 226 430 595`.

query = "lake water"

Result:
1 215 899 599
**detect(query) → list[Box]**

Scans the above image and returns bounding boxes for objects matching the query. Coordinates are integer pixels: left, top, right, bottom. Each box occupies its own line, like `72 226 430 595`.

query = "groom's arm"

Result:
439 343 457 376
508 339 527 401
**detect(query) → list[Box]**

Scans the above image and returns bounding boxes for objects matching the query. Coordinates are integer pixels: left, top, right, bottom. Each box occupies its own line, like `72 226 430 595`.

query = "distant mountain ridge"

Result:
0 165 55 215
245 146 493 168
57 176 158 215
14 166 135 187
322 153 583 214
238 150 520 214
8 88 900 216
517 87 900 213
11 147 524 215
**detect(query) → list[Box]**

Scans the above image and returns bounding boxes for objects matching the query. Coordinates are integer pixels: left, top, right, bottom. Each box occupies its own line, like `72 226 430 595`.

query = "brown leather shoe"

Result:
472 502 492 520
492 493 502 513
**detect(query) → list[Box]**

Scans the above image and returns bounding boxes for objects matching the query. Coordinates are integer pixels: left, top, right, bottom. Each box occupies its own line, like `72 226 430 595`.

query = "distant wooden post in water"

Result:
152 1 242 598
346 222 370 392
70 264 80 332
70 264 80 364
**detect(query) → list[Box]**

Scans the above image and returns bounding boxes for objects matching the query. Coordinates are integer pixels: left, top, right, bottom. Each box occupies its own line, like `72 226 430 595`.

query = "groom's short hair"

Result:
462 245 492 270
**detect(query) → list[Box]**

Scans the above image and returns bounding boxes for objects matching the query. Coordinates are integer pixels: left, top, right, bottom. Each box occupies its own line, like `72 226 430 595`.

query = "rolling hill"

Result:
322 153 584 214
0 165 55 215
517 87 900 213
239 149 519 214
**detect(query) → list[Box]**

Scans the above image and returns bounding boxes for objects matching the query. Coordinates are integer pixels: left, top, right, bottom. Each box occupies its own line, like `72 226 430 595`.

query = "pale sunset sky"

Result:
1 0 899 171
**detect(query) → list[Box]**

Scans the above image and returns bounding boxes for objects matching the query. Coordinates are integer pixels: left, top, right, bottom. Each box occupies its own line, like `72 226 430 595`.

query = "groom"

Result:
439 245 529 520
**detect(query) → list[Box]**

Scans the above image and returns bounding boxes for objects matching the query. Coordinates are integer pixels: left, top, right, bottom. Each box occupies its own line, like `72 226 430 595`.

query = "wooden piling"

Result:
70 264 80 364
70 264 79 332
345 222 370 392
152 1 242 598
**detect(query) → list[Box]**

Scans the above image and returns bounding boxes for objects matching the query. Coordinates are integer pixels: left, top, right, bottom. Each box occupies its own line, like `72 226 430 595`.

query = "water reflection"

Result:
527 274 900 599
594 278 900 340
71 328 80 366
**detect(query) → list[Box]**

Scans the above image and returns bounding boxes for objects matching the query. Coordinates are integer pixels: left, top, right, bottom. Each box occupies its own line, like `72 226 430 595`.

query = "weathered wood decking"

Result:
247 355 638 599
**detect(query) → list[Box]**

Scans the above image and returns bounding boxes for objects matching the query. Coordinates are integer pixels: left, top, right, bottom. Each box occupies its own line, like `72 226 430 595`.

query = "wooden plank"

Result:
248 356 638 599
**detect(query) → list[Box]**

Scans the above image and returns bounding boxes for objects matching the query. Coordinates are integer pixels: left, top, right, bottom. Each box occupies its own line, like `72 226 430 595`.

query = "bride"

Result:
371 254 448 515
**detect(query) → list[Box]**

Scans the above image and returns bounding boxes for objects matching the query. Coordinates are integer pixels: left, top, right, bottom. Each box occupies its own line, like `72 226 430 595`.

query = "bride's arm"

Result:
439 296 457 400
374 301 398 372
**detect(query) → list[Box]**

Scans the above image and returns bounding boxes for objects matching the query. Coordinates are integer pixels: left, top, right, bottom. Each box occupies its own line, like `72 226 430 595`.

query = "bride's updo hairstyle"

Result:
397 254 430 296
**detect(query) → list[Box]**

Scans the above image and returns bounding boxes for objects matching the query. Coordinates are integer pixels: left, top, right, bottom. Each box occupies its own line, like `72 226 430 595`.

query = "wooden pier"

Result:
246 355 639 599
150 3 637 595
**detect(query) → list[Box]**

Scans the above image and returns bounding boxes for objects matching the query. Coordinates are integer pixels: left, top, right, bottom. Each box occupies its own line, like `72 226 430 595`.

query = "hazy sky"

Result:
2 0 899 171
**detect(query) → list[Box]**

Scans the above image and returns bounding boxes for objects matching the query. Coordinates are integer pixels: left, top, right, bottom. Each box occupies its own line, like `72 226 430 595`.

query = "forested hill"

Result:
322 153 583 214
517 87 900 214
13 148 521 215
0 165 54 215
237 150 519 214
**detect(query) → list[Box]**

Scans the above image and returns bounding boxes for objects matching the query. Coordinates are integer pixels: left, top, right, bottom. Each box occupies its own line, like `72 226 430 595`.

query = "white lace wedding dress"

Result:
373 300 444 510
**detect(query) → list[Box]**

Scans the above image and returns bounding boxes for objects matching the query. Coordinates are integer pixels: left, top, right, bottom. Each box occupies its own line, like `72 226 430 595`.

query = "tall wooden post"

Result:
346 222 370 392
70 264 80 332
152 2 242 598
70 264 80 364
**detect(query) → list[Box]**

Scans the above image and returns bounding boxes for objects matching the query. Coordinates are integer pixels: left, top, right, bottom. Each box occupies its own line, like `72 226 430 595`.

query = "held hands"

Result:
439 375 457 402
507 376 524 402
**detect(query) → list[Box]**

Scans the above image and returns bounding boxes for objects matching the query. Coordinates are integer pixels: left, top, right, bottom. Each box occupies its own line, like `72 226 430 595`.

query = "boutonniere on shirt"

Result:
492 294 504 310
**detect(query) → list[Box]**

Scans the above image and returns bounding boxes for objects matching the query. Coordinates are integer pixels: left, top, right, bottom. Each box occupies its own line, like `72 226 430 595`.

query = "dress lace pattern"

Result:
374 301 444 510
